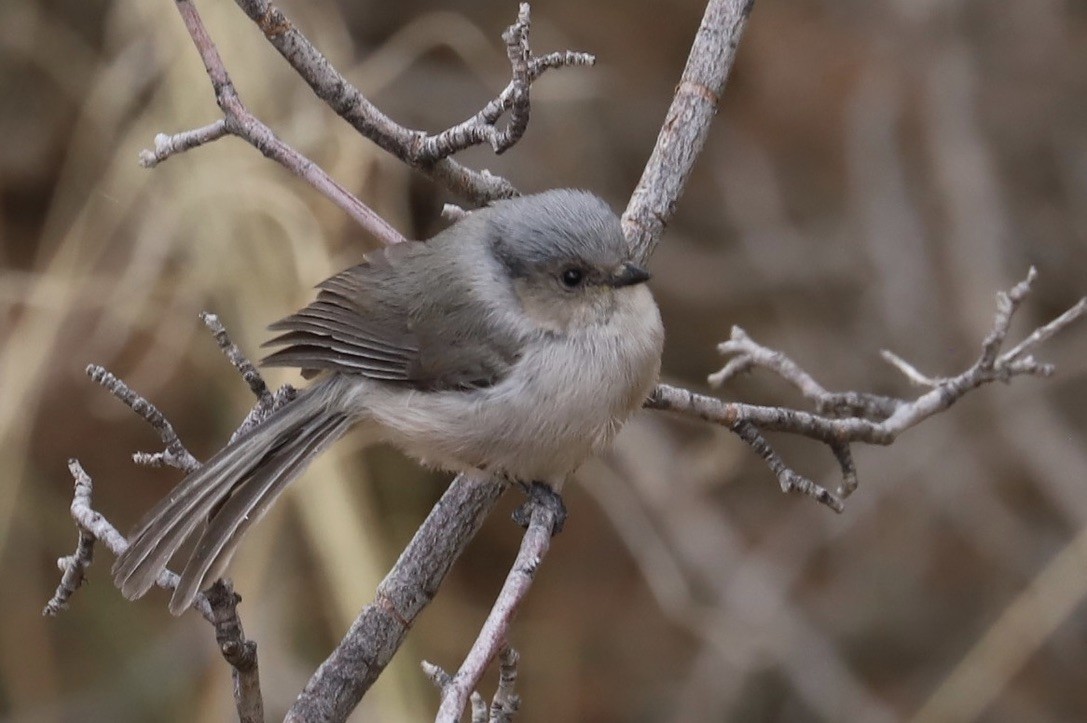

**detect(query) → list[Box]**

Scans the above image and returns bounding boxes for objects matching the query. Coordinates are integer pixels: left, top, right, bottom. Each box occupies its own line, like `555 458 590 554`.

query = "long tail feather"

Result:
169 413 351 614
112 378 353 612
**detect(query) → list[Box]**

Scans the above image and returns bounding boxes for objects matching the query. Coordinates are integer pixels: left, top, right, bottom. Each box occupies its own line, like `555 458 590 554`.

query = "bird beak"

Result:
609 262 652 288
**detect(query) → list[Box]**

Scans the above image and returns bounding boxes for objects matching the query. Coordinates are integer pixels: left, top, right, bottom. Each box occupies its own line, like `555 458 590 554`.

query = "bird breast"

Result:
356 285 664 485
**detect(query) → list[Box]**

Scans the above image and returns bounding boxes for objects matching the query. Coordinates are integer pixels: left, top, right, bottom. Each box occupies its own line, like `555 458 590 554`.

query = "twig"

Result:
472 692 489 723
43 526 95 616
880 349 939 388
488 644 522 723
714 325 901 421
649 268 1086 510
831 442 859 498
54 320 279 718
86 364 200 472
1003 296 1087 364
287 472 508 722
46 460 266 719
138 120 228 168
433 484 562 722
416 4 595 160
232 0 510 203
206 580 264 723
424 644 521 723
198 311 300 442
623 0 757 264
731 420 843 511
145 0 406 245
232 0 591 204
202 311 273 407
46 459 214 621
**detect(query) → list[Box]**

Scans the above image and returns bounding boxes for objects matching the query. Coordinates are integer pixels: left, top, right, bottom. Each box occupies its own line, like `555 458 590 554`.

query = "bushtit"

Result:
113 189 664 614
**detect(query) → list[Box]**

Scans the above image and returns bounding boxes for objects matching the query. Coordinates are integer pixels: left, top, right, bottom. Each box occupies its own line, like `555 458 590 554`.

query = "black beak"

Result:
609 262 652 288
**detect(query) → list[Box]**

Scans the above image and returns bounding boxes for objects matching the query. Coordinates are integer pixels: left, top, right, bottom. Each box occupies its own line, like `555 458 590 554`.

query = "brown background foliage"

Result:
1 0 1085 721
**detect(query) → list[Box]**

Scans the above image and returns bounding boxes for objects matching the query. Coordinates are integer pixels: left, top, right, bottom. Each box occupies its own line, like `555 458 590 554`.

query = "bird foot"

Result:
512 481 567 536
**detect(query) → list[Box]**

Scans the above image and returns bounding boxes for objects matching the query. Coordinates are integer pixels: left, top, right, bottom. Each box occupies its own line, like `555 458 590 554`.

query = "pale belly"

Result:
356 294 663 484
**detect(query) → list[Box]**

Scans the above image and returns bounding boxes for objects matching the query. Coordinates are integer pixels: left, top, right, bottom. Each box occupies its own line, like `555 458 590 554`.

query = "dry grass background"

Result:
2 0 1085 721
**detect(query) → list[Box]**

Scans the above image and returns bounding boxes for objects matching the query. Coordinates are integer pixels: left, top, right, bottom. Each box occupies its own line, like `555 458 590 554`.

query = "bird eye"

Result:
560 268 585 288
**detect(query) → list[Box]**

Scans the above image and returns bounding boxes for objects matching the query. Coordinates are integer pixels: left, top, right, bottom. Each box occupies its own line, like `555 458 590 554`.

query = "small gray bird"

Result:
112 189 664 614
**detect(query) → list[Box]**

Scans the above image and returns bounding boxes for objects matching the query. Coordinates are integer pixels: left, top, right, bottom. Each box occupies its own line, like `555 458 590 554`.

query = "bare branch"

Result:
880 349 939 388
206 580 264 723
87 364 201 472
153 0 406 245
231 1 590 204
46 459 214 621
714 326 900 421
732 420 844 511
47 460 266 718
43 525 95 616
471 692 489 723
63 345 279 718
422 660 454 689
139 120 228 168
416 4 595 161
288 472 507 722
1004 295 1087 364
232 0 512 203
198 311 301 442
831 442 859 498
425 644 522 723
711 325 827 399
55 317 296 714
651 269 1086 509
433 484 562 722
623 0 756 264
978 266 1036 368
489 644 522 722
202 312 273 407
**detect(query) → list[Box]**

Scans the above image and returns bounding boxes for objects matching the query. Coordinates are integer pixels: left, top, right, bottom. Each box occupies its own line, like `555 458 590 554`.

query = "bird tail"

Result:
112 377 354 615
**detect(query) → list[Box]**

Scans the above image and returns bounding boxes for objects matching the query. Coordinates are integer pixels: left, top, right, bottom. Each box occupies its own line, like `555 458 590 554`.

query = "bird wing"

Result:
261 238 524 391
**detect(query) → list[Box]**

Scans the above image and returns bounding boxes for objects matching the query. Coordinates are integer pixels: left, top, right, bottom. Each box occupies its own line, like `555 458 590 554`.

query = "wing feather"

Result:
261 229 525 390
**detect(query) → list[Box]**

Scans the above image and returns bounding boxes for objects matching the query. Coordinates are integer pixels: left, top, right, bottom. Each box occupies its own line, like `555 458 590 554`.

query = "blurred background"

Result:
2 0 1085 720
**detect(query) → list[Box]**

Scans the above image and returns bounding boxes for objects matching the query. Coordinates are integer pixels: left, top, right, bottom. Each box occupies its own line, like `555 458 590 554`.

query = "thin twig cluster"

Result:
427 482 564 722
649 267 1086 511
425 644 522 723
45 324 276 719
415 4 595 160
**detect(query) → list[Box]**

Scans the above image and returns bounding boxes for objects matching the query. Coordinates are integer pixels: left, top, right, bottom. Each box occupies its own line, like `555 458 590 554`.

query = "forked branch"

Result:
414 4 595 161
428 483 563 722
648 268 1086 510
44 459 264 722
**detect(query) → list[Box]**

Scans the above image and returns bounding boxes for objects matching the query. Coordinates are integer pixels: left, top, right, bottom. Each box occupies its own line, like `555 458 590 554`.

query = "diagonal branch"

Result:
623 0 757 264
232 0 510 203
86 364 201 472
429 483 563 722
424 644 521 723
288 471 508 721
148 0 406 245
232 0 592 203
